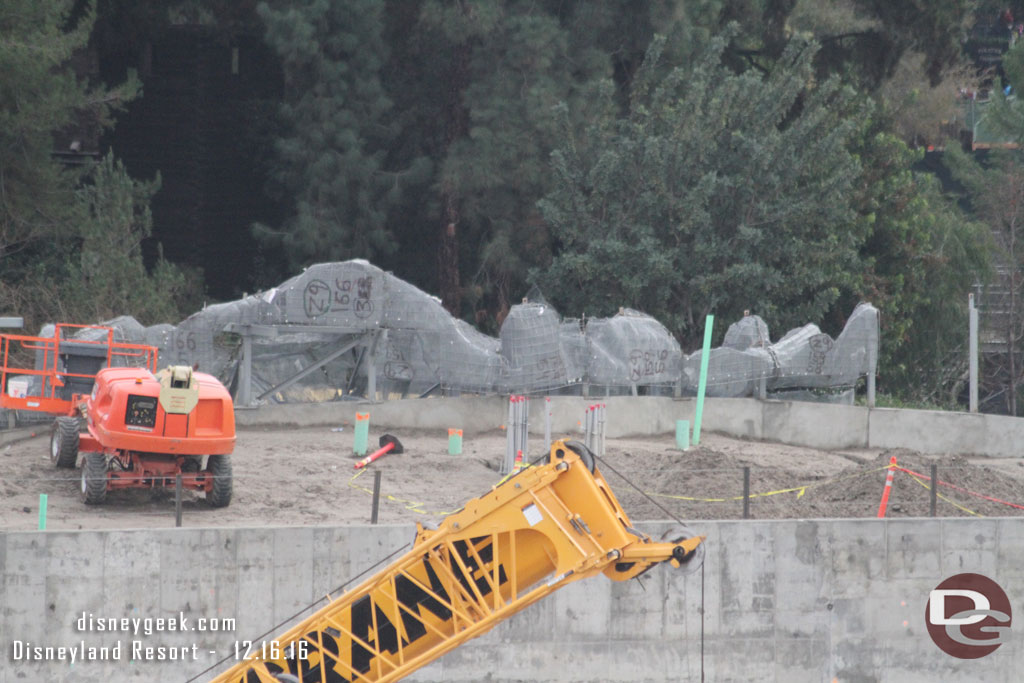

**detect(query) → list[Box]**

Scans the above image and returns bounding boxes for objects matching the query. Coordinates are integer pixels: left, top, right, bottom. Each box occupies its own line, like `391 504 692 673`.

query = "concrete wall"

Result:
3 520 1022 682
235 396 1024 458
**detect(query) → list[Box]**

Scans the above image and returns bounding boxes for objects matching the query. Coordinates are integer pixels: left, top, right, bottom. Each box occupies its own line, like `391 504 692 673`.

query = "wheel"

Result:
181 456 202 473
80 452 108 504
564 440 597 472
50 417 79 468
661 526 706 575
206 454 232 508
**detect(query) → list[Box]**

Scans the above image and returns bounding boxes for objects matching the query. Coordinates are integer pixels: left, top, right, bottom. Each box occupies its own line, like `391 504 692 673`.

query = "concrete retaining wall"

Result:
2 520 1022 682
235 396 1024 458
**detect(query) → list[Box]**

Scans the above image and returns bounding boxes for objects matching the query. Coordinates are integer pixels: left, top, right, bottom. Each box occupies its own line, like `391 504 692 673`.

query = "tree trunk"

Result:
437 42 471 317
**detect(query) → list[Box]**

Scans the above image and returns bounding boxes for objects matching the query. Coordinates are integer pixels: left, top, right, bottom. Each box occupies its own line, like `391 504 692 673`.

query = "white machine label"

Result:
522 503 543 527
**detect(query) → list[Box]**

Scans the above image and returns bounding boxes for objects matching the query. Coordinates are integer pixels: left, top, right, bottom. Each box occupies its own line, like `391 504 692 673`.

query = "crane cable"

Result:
593 453 706 683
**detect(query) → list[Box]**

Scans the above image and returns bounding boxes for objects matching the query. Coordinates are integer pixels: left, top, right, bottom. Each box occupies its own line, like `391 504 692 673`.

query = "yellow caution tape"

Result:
903 471 983 517
348 469 460 516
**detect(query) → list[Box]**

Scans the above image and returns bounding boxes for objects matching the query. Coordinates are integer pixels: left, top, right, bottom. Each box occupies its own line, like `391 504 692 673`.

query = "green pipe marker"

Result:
693 314 714 445
38 493 47 531
675 419 690 450
353 413 370 455
448 428 463 455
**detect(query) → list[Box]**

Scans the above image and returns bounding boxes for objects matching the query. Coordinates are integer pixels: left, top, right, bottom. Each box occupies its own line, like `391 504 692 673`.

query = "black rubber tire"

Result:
80 452 108 504
181 456 202 473
564 440 597 472
206 454 232 508
50 417 79 468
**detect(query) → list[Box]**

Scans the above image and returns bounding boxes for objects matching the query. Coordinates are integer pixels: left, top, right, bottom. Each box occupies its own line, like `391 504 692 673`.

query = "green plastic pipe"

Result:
353 413 370 455
38 493 47 531
693 314 714 445
675 419 690 450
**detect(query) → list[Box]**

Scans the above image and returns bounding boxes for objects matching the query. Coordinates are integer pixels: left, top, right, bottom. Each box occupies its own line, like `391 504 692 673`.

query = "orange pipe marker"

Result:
354 441 395 470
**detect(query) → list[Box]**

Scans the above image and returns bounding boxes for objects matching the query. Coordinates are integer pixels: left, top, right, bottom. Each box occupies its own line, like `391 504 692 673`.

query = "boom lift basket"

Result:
0 324 158 416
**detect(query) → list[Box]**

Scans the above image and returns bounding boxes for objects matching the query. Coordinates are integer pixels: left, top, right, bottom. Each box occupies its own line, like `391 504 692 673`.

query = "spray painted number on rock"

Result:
303 279 332 318
175 332 197 351
629 349 670 381
303 277 375 319
807 334 834 374
536 355 566 381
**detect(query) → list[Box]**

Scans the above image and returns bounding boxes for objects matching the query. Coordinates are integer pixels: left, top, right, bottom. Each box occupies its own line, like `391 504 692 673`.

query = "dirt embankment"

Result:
1 426 1023 531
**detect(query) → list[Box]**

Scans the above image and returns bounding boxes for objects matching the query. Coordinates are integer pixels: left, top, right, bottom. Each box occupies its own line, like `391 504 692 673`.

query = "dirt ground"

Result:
1 424 1024 531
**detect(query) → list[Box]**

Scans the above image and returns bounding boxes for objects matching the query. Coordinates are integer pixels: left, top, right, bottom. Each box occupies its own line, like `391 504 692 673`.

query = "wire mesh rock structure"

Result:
48 260 878 404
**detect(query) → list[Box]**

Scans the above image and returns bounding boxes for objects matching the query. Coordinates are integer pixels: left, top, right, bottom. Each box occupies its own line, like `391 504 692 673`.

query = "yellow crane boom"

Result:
210 440 705 683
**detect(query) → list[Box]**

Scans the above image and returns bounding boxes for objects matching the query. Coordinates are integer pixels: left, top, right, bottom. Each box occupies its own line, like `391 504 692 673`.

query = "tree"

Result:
939 38 1024 414
255 0 402 270
0 0 136 261
0 0 148 331
535 30 865 347
849 131 990 405
67 152 200 325
414 0 616 324
786 0 973 87
945 145 1024 413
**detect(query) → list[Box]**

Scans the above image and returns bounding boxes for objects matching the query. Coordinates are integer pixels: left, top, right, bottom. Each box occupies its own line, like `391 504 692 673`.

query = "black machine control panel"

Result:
125 394 158 429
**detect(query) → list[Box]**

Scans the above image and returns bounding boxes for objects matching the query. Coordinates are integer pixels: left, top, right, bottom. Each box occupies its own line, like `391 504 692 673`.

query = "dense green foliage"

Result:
256 0 409 269
0 0 1012 406
69 152 201 324
0 0 196 330
536 31 864 346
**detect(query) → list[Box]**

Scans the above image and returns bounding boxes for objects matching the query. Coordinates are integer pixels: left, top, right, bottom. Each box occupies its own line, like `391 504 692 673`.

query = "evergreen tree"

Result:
69 152 200 325
0 0 145 330
417 0 615 324
0 0 136 261
849 131 990 405
256 0 400 269
536 30 864 346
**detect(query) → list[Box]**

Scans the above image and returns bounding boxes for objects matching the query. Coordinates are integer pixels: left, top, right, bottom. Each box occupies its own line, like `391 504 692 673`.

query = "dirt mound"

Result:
601 443 1024 521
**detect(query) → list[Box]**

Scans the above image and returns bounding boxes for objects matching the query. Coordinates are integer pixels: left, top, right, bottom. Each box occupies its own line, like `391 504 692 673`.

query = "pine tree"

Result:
68 152 199 325
0 0 136 260
0 0 142 329
256 0 399 269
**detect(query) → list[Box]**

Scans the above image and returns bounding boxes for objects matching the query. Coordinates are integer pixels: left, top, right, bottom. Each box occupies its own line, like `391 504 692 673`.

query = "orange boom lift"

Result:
0 324 235 505
208 440 705 683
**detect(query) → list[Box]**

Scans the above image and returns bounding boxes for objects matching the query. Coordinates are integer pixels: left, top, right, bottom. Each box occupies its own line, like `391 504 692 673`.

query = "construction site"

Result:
0 260 1021 682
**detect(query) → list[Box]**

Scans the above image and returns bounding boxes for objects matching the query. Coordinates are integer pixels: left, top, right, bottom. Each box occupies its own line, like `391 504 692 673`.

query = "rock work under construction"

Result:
45 260 879 402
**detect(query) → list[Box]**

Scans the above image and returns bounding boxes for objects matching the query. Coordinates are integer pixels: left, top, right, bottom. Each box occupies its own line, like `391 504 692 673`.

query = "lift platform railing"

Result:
0 324 158 416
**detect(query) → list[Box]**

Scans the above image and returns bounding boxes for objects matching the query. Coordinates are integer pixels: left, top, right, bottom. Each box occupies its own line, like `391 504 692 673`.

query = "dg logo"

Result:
926 573 1012 659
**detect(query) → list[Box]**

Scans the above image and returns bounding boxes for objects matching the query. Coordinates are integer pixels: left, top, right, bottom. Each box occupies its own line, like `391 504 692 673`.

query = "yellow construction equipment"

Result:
210 439 705 683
